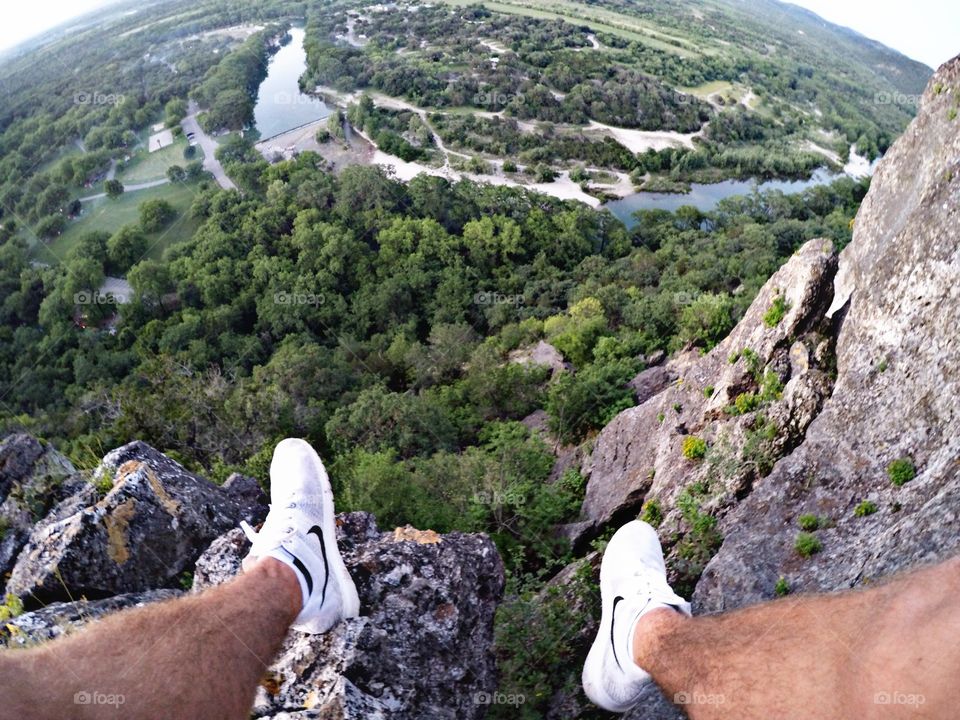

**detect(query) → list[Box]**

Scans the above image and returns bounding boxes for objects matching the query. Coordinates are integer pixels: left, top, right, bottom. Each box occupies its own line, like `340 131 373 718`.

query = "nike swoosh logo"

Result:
611 595 625 670
308 525 330 606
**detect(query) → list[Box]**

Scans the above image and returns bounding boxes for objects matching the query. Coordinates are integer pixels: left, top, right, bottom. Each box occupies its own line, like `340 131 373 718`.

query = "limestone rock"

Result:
0 434 80 577
0 589 181 648
195 512 504 720
5 441 265 603
696 59 960 611
628 365 676 404
508 340 570 375
580 238 838 557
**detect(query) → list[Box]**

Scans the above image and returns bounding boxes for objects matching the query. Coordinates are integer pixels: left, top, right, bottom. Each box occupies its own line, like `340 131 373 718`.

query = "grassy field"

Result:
117 136 193 184
34 180 204 265
442 0 702 57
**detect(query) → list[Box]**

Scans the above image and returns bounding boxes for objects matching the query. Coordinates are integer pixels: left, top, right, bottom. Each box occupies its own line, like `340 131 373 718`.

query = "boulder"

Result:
628 364 676 404
508 340 570 376
5 441 266 604
0 590 181 648
695 58 960 612
195 512 504 720
0 434 80 577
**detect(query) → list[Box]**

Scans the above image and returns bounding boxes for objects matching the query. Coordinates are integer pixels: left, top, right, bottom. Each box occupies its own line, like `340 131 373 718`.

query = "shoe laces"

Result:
241 501 298 550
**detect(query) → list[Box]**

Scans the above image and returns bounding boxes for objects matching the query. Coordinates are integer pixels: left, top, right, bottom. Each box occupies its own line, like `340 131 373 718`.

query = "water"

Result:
603 168 843 228
253 27 331 140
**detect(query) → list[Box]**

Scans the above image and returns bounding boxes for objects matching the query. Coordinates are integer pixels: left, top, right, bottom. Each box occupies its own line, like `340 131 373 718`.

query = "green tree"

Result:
107 225 148 273
139 199 176 232
104 179 124 199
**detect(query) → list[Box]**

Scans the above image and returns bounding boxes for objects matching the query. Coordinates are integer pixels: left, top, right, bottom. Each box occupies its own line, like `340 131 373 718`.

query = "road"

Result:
79 178 169 202
181 100 237 190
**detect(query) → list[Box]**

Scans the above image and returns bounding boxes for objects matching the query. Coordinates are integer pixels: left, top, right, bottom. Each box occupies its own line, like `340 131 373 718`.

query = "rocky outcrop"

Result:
580 238 838 575
571 58 960 719
695 57 960 611
6 441 267 603
508 340 570 376
194 512 504 720
0 434 80 576
0 590 181 648
0 438 504 719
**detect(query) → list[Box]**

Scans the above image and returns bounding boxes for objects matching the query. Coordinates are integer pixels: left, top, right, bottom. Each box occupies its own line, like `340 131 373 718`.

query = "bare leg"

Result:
0 557 300 720
634 556 960 719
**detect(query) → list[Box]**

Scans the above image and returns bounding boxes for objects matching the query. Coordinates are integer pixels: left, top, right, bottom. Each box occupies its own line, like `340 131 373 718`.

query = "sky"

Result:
0 0 957 68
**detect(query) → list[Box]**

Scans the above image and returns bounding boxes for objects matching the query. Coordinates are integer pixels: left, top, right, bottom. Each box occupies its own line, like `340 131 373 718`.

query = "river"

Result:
604 164 872 229
253 27 331 140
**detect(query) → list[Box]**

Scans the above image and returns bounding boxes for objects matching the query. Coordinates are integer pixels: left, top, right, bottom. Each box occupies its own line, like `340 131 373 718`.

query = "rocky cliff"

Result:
0 436 504 720
568 55 960 719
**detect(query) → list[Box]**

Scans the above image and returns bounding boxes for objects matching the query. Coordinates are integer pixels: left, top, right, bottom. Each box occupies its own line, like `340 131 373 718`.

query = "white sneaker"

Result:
582 521 691 712
241 438 360 633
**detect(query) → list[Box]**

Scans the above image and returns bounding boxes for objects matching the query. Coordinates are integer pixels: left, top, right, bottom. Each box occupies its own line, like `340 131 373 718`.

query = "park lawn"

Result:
117 136 194 184
34 180 204 265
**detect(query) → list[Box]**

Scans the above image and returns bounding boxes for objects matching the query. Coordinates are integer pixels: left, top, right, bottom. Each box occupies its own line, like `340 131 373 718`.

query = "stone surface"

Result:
6 441 266 603
0 589 181 648
628 365 676 404
508 340 570 375
0 434 79 578
580 237 838 556
195 512 504 720
695 59 960 612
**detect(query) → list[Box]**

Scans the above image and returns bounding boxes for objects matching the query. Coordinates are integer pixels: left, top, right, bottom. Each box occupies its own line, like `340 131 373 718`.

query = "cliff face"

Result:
695 55 960 611
580 54 960 627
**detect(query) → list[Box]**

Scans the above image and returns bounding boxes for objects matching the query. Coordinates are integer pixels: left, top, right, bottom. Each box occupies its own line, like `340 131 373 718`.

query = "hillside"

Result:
0 2 952 718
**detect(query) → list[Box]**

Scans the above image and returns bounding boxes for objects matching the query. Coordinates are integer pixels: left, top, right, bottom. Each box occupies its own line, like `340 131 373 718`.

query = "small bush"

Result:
774 576 790 597
887 457 916 486
0 593 24 621
763 294 789 328
682 436 707 460
703 385 714 398
795 532 822 557
797 513 820 531
639 499 663 527
854 500 878 517
656 412 665 424
733 392 760 414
